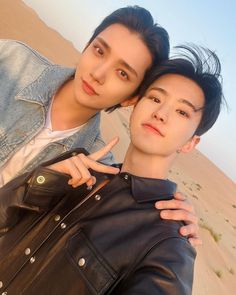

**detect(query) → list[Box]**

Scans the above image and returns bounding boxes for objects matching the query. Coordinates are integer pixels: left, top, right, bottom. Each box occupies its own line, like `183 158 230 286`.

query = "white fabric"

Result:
0 100 84 187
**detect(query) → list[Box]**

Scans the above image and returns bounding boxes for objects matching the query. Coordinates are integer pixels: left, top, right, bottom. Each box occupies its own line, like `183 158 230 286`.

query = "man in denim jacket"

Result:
0 6 169 184
0 6 200 244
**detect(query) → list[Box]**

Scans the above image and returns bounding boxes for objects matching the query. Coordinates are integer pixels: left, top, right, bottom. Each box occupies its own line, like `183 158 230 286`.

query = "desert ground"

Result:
1 1 236 294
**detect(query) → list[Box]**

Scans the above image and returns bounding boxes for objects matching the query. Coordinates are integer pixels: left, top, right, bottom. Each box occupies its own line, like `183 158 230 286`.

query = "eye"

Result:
177 109 189 118
93 45 104 56
117 69 129 80
148 96 161 103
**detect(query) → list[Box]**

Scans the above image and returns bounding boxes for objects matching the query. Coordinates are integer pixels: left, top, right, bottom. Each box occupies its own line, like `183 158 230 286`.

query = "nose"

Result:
152 105 168 123
90 62 108 85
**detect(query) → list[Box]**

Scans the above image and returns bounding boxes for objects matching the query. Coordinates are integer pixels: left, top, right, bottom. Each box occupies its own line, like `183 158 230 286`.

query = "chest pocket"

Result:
66 230 118 295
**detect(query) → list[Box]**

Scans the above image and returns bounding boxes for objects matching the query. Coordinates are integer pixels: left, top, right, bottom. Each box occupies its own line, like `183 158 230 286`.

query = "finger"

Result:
155 199 194 214
174 192 196 213
188 237 203 247
179 223 199 237
160 209 198 225
79 154 120 174
71 176 94 188
89 137 119 161
174 191 187 201
47 160 72 174
86 176 96 187
71 156 92 187
62 160 82 185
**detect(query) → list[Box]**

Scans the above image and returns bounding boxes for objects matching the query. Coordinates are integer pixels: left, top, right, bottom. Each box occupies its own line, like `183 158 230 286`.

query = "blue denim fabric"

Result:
0 40 114 176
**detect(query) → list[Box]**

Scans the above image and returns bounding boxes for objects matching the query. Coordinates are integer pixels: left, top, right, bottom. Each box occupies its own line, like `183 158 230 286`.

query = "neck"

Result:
121 144 176 179
51 79 99 130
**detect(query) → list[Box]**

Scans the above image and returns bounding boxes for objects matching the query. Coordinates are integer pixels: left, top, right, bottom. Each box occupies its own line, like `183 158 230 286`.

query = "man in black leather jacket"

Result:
0 46 224 294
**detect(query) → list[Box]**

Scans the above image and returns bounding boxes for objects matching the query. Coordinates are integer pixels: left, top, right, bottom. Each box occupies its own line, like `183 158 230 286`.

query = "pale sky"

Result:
23 0 236 182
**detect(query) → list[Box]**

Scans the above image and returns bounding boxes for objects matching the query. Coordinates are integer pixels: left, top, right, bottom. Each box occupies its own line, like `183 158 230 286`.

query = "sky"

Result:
23 0 236 182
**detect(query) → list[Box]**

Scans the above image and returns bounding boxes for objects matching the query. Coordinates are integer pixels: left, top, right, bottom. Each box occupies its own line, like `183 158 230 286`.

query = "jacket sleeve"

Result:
0 148 88 233
115 237 196 295
89 133 116 165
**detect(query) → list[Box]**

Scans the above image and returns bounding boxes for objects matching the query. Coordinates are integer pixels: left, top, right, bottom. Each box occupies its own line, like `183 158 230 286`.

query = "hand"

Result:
155 192 202 247
47 137 120 188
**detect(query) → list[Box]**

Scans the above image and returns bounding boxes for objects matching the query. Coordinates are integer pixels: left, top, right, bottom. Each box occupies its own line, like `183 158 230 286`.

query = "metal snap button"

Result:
36 175 45 184
60 223 67 229
124 174 129 180
30 256 36 264
25 248 31 255
95 194 101 201
78 258 86 267
54 214 61 222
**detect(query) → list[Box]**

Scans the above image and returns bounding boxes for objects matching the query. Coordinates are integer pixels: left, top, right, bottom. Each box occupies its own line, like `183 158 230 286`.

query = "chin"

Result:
133 141 176 158
134 143 159 156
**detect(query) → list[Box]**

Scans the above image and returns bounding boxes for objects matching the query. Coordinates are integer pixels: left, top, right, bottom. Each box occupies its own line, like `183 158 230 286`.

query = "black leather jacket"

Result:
0 150 196 295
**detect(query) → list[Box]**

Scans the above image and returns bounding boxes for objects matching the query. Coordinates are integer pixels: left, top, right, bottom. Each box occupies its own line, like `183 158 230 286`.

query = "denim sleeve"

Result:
89 134 116 165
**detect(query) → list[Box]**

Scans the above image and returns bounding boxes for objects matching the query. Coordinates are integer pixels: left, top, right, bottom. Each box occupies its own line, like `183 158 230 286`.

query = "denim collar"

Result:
15 65 75 107
14 64 101 151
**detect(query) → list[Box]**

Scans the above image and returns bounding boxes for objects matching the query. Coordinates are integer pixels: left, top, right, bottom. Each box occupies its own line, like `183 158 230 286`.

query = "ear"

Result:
180 135 201 154
120 96 139 107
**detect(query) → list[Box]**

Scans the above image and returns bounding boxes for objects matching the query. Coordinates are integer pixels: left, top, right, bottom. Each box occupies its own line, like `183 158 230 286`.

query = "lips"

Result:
81 79 98 96
142 123 164 137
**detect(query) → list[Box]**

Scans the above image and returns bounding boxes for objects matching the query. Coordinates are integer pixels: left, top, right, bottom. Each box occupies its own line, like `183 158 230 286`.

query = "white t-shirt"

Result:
0 100 84 187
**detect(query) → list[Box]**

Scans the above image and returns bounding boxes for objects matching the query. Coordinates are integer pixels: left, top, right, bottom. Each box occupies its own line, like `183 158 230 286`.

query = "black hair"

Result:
88 6 169 66
138 45 225 136
86 6 170 112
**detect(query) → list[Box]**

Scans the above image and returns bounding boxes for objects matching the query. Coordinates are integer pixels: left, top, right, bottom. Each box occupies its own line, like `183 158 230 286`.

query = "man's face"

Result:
73 24 152 111
129 74 205 157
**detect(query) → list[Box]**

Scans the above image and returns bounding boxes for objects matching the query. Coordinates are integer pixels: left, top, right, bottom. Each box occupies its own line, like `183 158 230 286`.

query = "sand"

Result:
1 1 236 294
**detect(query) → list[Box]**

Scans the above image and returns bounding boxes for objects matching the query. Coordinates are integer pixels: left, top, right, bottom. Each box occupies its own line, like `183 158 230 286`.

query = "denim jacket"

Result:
0 39 113 176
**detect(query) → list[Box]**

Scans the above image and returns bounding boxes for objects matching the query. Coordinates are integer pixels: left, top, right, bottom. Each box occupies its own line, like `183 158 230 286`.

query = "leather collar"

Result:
118 172 176 203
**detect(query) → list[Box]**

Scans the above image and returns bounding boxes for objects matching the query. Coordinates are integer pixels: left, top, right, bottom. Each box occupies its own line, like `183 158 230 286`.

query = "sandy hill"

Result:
0 0 80 66
1 1 236 294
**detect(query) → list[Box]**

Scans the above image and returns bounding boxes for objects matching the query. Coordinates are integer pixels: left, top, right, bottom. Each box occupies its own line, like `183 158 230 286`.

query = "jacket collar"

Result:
14 64 101 151
55 112 101 151
119 172 177 203
15 65 75 107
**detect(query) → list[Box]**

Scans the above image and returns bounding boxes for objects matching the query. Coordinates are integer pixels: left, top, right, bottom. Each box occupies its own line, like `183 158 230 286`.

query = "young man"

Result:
0 6 168 184
0 6 200 243
0 45 223 294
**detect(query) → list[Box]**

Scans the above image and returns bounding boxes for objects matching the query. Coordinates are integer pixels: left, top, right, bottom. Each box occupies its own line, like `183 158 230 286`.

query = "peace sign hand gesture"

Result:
47 137 120 188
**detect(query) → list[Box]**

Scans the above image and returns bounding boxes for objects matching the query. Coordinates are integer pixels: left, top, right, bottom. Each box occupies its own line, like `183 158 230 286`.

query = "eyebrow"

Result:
149 86 204 112
96 37 110 50
96 37 138 78
178 99 200 112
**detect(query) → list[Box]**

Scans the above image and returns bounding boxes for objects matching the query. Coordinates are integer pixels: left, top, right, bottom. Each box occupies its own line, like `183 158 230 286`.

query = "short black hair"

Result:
88 6 169 66
86 6 170 113
138 45 224 136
